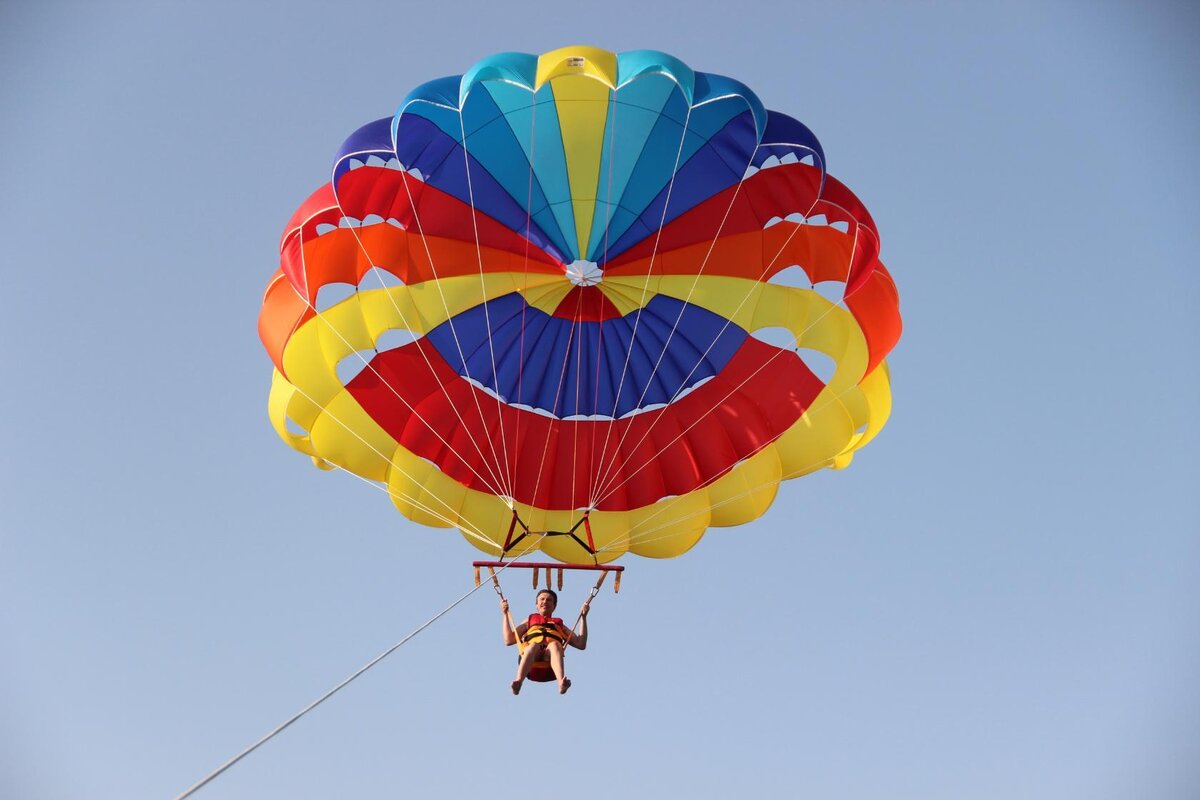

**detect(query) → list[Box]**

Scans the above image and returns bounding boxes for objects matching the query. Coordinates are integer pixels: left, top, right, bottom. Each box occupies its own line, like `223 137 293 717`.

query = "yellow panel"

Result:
306 390 396 482
268 264 894 563
773 387 857 478
280 273 547 401
550 74 611 256
597 280 655 316
855 361 893 449
522 282 573 315
268 369 319 457
612 274 870 389
625 492 711 559
386 451 457 530
534 46 618 90
706 447 782 527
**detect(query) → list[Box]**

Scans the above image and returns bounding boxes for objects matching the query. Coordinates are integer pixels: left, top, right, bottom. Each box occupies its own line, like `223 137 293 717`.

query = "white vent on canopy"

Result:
565 259 603 287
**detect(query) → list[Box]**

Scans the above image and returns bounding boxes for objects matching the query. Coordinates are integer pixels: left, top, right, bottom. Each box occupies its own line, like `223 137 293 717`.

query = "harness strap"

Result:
521 623 567 645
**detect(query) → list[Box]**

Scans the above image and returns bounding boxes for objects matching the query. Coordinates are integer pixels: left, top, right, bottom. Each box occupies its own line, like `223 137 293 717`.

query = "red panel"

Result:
280 184 337 250
600 160 900 369
277 172 562 303
290 226 559 299
605 163 878 269
346 338 823 511
552 285 622 322
332 167 559 267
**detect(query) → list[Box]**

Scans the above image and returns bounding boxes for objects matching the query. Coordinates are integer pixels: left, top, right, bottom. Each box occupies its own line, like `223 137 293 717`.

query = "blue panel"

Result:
390 114 566 262
588 93 754 259
462 88 569 252
531 84 578 261
400 90 467 144
460 52 538 105
426 294 747 418
605 110 758 260
586 90 692 259
320 60 819 283
692 72 766 139
401 75 462 115
759 111 825 172
616 50 695 103
707 110 759 176
331 118 394 188
336 117 393 160
478 81 574 259
585 74 682 259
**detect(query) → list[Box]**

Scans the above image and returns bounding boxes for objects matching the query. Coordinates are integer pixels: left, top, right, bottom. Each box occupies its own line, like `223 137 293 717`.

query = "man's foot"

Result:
558 678 571 695
511 680 522 695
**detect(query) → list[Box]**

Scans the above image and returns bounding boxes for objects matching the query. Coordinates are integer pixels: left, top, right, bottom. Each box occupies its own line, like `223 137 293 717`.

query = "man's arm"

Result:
567 601 590 650
500 599 524 646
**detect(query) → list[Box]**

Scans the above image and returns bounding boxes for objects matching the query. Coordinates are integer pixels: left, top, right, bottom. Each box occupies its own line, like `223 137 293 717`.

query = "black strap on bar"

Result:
498 510 599 564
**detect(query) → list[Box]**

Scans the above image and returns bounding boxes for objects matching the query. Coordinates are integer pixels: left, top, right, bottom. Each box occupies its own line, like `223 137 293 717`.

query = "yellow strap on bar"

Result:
614 571 622 593
531 567 539 589
474 566 480 588
557 568 564 591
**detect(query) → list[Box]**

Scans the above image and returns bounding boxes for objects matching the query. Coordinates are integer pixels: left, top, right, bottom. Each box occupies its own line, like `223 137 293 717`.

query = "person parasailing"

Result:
501 589 589 695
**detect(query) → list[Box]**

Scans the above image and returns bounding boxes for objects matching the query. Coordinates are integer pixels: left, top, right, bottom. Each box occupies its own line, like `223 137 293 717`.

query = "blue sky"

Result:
2 2 1197 798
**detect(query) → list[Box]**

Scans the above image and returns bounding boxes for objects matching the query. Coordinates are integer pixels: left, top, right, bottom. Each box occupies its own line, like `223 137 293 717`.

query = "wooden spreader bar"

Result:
473 561 623 593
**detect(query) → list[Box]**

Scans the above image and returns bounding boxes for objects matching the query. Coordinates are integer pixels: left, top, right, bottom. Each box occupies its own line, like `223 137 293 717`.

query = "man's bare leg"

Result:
546 641 570 694
512 643 545 694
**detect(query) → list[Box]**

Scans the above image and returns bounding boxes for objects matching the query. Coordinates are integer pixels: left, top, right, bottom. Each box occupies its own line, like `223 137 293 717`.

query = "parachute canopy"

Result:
259 46 901 563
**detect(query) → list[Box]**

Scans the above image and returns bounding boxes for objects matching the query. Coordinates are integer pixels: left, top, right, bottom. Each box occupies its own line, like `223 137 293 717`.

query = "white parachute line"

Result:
589 133 759 503
286 285 508 501
587 88 621 510
588 282 853 510
590 150 827 502
171 554 539 800
589 236 737 496
563 84 618 511
326 167 513 499
592 376 878 556
284 379 493 544
517 90 598 518
457 95 516 499
389 100 518 500
522 307 580 519
589 298 837 510
321 462 490 545
512 86 540 509
590 170 861 505
283 202 507 496
588 291 851 510
587 102 694 503
569 288 587 510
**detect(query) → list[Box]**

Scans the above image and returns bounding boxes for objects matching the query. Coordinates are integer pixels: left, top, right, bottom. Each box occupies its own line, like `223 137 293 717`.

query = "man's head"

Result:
535 589 558 615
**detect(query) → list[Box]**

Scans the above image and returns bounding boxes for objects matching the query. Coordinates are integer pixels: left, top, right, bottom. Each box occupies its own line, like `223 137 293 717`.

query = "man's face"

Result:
536 592 556 615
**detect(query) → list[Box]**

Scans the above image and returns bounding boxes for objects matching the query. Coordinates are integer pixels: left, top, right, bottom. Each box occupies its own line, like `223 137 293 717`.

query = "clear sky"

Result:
2 2 1197 798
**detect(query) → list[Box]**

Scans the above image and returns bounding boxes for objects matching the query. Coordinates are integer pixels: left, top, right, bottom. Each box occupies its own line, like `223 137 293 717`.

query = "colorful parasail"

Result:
258 46 902 564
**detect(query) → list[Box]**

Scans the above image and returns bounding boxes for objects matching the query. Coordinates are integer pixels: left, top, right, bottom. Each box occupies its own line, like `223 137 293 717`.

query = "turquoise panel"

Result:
530 84 578 261
482 81 574 259
584 73 682 259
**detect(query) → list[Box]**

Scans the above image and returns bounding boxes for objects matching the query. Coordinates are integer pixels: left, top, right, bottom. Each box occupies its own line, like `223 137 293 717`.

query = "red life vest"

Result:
522 614 567 645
